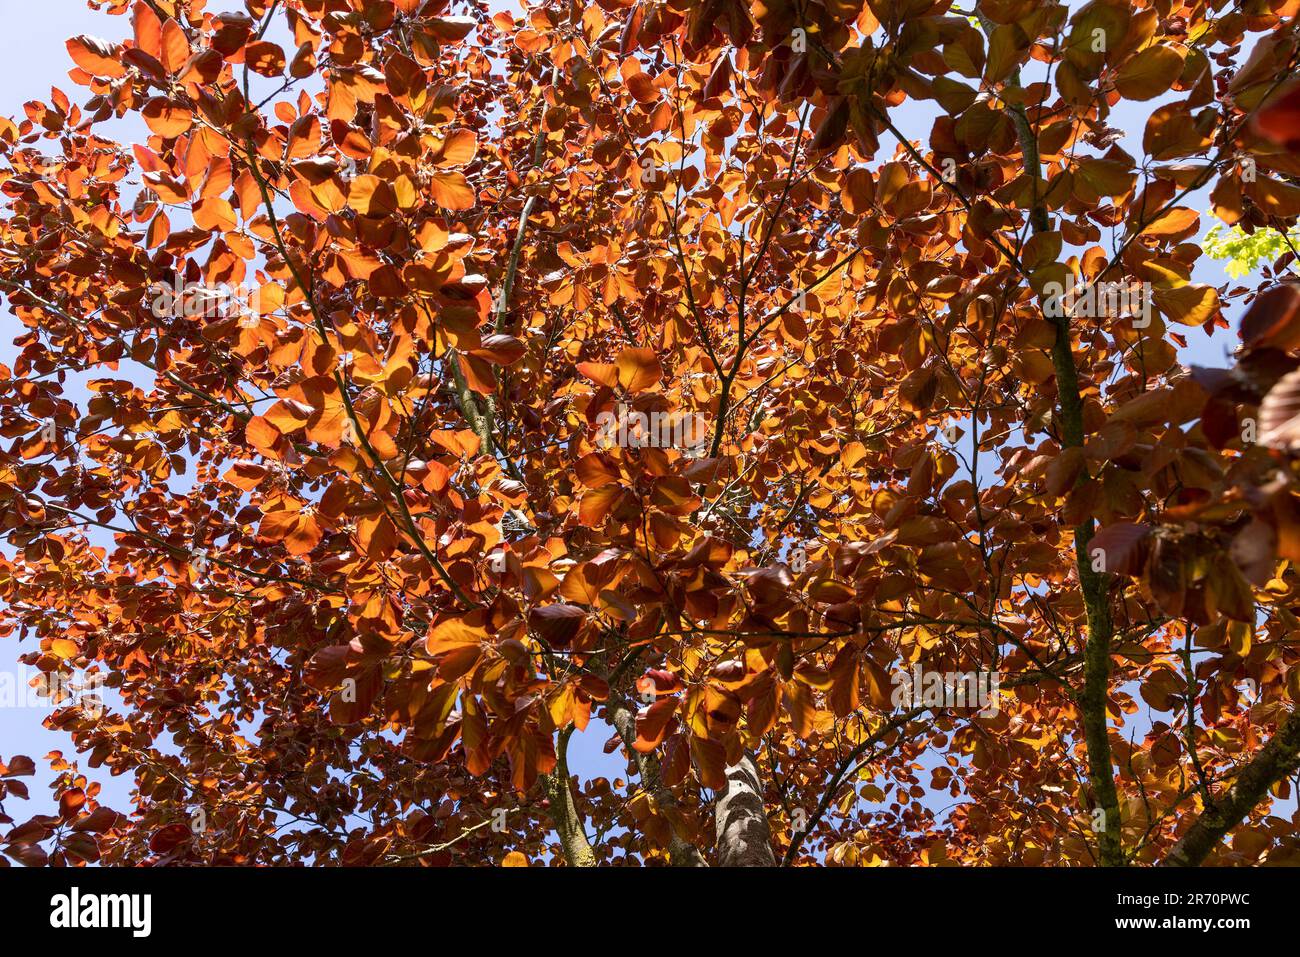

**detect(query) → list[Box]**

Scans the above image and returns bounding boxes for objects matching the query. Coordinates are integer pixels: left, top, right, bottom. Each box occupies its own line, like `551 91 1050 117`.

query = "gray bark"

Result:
715 755 776 866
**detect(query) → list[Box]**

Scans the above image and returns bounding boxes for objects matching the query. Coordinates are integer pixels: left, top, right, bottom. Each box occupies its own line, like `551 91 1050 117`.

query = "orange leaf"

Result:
435 129 477 165
193 196 236 233
244 416 282 453
263 398 313 433
144 170 191 203
429 171 476 210
222 460 268 491
142 98 194 138
245 40 286 77
132 2 163 59
579 485 623 524
577 362 620 389
575 453 621 489
347 175 398 217
425 616 488 653
260 503 323 556
66 36 126 78
633 697 678 752
160 18 190 74
616 347 662 392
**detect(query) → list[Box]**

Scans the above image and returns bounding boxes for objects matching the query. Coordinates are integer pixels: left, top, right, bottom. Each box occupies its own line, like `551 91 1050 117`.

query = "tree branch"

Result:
541 726 596 867
1161 710 1300 866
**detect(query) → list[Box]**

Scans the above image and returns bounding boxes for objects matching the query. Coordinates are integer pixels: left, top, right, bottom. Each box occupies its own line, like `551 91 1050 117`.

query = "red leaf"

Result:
148 823 192 853
1253 80 1300 150
0 755 35 779
636 669 682 697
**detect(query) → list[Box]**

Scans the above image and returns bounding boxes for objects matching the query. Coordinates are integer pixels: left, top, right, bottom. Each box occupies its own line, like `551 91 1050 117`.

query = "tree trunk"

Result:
972 14 1126 864
715 755 776 866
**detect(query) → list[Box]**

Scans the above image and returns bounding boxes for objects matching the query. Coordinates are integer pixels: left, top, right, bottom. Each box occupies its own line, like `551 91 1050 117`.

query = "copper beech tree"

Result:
1 0 1300 868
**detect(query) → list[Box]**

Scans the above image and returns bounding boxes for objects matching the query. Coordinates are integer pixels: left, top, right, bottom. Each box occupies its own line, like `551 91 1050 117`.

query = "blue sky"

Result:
0 1 1268 859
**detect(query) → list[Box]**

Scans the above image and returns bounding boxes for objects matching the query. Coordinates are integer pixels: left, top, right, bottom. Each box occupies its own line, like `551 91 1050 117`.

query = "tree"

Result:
1 0 1299 868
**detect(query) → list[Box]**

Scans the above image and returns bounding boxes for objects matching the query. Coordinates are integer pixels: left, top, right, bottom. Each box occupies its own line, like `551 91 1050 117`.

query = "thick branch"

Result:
608 698 707 866
1042 250 1123 864
541 727 596 867
1161 710 1300 866
968 20 1126 860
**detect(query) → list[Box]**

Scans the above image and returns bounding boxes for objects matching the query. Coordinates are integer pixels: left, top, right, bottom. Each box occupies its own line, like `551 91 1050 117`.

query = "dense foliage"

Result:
2 0 1300 867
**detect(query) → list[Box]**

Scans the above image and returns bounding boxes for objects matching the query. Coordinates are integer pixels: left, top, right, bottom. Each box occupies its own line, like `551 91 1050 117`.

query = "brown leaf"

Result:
1258 366 1300 451
528 603 586 648
1240 284 1300 353
1087 523 1152 576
